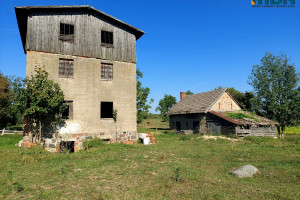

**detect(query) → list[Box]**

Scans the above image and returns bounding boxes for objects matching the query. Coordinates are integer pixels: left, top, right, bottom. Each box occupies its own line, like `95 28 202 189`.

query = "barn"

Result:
168 88 278 137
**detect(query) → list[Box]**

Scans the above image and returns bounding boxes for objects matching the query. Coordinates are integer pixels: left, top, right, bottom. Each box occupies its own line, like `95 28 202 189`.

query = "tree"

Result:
136 68 153 124
156 94 177 122
6 75 24 125
16 68 67 142
248 53 299 138
185 90 193 95
0 72 13 128
243 91 254 111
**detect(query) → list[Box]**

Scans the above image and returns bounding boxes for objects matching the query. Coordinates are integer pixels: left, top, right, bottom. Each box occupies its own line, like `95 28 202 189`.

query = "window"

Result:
185 121 188 127
101 63 113 80
101 102 113 118
62 101 73 120
101 30 113 46
59 23 74 41
60 141 74 153
59 59 74 78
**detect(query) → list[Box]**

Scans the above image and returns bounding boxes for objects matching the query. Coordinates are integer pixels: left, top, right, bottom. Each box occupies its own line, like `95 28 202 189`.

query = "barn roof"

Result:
15 5 145 53
168 88 229 115
208 110 278 126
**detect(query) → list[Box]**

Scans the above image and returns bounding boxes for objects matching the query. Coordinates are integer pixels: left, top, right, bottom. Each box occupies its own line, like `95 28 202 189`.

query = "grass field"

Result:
286 125 300 134
0 120 299 199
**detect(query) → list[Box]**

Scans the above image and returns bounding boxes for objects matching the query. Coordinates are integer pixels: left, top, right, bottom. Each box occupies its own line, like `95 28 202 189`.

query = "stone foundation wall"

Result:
23 131 137 152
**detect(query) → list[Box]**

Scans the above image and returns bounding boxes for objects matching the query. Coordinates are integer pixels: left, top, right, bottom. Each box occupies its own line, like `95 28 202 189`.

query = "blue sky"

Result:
0 0 299 113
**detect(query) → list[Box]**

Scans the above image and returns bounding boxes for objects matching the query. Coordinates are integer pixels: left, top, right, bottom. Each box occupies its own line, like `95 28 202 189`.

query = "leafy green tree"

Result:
136 68 153 124
156 94 177 122
248 53 299 138
16 68 67 142
185 90 193 95
243 91 254 111
0 72 13 128
6 76 24 125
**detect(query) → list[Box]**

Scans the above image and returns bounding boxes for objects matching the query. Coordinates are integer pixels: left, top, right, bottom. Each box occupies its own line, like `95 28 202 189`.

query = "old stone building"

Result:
168 88 278 137
15 5 144 151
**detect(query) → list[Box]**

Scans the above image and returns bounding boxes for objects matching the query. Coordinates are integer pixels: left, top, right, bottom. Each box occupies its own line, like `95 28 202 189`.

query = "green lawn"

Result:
286 125 300 134
0 129 299 199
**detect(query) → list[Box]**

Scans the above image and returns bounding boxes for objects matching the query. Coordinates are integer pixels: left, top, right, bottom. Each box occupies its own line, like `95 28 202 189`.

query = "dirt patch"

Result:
201 135 239 141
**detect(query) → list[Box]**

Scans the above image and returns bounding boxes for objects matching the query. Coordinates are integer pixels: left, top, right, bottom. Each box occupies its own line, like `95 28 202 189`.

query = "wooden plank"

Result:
25 11 137 63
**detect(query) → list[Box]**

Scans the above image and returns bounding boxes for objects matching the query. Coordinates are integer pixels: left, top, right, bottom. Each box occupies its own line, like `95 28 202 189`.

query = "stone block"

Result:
230 165 258 178
121 140 136 144
22 141 36 148
23 136 32 142
130 136 137 140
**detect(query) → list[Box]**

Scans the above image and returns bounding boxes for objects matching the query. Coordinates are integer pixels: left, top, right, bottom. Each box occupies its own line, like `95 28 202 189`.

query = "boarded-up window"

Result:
59 23 74 41
101 102 113 118
101 63 113 80
101 30 113 46
62 101 73 120
59 59 74 78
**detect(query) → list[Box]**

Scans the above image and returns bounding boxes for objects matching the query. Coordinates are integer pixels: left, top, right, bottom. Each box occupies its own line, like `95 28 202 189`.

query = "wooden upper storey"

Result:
15 6 145 63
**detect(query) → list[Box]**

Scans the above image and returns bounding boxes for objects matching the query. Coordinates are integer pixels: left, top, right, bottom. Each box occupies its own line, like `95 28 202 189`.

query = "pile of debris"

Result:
138 133 155 145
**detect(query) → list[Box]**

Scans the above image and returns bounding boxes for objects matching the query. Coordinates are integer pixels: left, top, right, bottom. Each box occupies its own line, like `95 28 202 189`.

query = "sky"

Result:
0 0 299 113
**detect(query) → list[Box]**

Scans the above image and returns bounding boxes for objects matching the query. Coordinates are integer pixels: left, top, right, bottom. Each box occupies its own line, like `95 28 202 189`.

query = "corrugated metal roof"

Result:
168 88 226 115
15 5 145 53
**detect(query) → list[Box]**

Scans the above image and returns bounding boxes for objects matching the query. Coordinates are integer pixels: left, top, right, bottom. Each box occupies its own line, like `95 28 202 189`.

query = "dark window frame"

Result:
62 101 73 120
59 23 75 42
59 59 74 78
101 30 114 47
101 63 113 80
101 102 113 119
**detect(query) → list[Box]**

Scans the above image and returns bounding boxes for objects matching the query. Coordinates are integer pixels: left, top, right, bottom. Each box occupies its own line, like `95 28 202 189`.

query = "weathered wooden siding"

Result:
169 114 206 134
26 11 137 62
235 125 277 137
206 114 236 135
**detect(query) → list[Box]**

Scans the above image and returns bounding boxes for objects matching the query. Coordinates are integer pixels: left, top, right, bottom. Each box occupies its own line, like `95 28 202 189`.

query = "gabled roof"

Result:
15 5 145 53
168 88 227 115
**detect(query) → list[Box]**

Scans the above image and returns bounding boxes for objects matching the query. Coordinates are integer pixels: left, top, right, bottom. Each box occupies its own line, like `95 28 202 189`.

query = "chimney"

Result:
180 92 186 100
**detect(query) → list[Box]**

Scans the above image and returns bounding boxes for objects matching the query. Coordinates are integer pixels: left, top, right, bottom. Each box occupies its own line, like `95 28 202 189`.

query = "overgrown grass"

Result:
226 112 259 122
286 125 300 134
0 128 299 199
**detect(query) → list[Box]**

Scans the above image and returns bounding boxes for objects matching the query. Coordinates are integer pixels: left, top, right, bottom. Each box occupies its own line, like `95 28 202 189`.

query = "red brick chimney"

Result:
180 92 186 100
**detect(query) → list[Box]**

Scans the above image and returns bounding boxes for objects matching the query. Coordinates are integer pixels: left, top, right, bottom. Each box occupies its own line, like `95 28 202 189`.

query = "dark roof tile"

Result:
168 88 226 115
